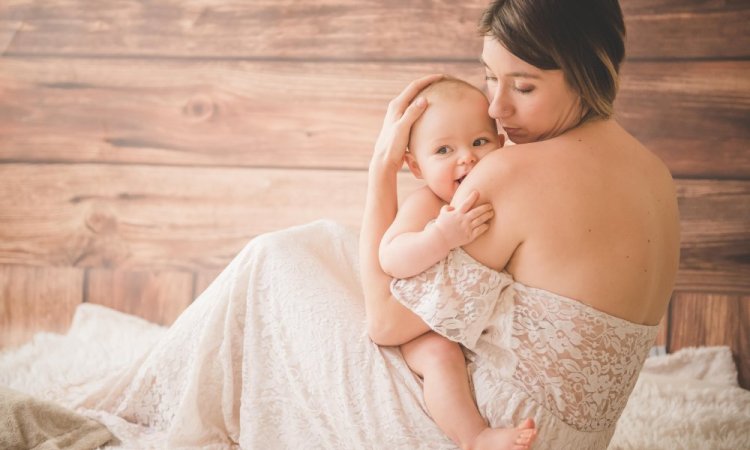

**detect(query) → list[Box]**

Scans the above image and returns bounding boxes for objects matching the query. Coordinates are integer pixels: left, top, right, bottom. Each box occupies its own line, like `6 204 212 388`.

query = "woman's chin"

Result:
507 135 534 145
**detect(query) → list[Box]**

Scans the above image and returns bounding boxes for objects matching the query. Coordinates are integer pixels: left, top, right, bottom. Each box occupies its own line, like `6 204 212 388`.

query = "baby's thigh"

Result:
400 331 465 377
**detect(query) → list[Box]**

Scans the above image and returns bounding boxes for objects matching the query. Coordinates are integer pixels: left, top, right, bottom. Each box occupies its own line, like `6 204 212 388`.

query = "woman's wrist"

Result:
369 153 402 176
368 158 401 183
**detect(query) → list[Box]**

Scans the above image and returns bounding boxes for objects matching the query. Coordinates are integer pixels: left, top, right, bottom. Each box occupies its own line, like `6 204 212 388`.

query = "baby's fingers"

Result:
457 190 480 213
466 203 493 220
471 209 494 228
472 223 491 239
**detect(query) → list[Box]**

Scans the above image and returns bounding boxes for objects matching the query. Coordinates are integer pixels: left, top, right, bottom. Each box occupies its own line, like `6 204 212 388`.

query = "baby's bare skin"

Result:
469 418 537 450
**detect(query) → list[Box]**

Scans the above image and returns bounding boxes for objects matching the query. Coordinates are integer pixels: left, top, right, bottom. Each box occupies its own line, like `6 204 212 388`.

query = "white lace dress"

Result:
391 246 659 449
0 220 657 449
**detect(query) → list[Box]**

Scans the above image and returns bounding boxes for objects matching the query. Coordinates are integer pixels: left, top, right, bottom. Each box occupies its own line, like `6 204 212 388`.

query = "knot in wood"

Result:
184 95 215 121
86 210 118 234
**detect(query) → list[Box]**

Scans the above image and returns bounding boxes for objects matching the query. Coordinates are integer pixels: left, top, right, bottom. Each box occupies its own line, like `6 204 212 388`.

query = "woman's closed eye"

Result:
514 84 535 94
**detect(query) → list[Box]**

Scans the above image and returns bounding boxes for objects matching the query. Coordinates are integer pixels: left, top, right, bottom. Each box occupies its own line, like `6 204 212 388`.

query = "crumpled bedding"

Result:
610 346 750 449
0 386 113 450
1 220 749 449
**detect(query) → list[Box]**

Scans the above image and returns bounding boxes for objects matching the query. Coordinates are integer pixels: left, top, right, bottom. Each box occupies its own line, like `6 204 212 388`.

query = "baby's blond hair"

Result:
415 76 487 103
407 77 497 153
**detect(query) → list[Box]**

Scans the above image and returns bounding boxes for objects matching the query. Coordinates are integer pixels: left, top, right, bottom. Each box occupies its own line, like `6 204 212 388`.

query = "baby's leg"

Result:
400 331 537 450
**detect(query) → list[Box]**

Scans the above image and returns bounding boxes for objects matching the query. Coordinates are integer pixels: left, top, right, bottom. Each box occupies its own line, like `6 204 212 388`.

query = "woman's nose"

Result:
488 86 513 120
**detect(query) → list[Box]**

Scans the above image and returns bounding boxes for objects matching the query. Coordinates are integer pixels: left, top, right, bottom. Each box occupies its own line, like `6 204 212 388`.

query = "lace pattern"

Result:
509 284 658 431
391 247 658 434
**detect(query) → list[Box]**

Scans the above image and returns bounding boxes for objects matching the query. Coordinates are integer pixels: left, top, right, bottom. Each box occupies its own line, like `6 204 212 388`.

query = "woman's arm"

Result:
359 75 443 347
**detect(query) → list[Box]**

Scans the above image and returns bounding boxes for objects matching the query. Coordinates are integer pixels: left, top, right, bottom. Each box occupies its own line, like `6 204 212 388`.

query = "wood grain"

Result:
0 163 423 271
669 292 750 388
1 57 748 178
0 58 483 170
621 0 750 59
675 180 750 293
86 269 193 325
1 0 746 59
669 293 739 349
0 0 485 60
616 60 750 179
0 264 83 349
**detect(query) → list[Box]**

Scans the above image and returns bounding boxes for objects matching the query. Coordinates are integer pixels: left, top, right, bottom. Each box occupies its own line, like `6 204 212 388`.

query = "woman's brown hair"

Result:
479 0 626 121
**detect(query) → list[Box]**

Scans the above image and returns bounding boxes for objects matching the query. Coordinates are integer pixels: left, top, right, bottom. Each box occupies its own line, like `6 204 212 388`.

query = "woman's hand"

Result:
371 74 444 172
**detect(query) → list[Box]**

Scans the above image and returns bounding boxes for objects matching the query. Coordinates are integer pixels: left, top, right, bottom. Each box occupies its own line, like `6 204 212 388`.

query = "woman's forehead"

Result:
481 37 544 78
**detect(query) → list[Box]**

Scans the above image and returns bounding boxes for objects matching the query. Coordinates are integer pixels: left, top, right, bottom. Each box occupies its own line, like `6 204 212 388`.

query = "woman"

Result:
2 0 679 449
361 0 679 448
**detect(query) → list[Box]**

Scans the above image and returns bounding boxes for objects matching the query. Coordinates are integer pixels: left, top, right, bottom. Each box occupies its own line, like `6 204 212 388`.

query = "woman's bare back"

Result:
463 119 680 326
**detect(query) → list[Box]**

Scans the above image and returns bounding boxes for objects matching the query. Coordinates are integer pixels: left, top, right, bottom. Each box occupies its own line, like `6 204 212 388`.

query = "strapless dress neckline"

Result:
452 246 660 330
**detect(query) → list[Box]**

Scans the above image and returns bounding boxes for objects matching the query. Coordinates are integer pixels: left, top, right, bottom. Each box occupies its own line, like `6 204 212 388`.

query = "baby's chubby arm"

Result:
380 187 493 278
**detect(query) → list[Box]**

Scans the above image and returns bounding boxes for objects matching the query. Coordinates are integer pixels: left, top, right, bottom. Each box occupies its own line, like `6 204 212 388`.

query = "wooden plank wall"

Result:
0 1 748 387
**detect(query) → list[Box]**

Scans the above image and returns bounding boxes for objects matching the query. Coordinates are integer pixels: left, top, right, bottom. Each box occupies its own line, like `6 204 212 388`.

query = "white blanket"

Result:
1 220 749 449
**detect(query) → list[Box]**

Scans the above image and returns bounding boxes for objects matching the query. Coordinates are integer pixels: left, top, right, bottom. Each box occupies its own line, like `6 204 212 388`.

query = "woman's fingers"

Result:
372 74 444 170
388 74 444 117
397 96 428 127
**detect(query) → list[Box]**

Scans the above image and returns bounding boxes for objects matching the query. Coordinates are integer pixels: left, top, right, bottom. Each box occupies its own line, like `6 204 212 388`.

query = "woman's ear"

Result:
404 152 423 179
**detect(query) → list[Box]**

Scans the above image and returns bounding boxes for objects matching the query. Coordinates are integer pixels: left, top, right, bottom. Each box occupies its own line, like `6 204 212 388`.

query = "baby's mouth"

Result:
456 175 467 185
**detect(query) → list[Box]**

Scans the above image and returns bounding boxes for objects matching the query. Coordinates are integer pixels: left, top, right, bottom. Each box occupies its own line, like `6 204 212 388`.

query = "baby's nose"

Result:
459 150 478 165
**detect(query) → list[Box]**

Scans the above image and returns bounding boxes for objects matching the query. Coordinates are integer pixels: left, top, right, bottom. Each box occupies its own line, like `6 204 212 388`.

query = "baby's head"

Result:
406 77 503 203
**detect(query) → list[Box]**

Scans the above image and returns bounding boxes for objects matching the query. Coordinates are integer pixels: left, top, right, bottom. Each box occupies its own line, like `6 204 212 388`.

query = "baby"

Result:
379 77 536 450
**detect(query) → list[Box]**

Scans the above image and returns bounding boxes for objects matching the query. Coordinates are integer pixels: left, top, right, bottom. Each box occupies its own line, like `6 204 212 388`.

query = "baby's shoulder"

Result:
400 186 445 214
403 185 444 204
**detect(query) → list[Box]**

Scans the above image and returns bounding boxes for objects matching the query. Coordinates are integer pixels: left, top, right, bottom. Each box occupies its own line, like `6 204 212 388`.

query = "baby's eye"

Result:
436 146 451 155
473 138 490 147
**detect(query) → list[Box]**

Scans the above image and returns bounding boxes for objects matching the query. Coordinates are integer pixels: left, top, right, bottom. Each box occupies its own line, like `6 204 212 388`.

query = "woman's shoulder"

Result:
466 141 560 205
466 145 532 189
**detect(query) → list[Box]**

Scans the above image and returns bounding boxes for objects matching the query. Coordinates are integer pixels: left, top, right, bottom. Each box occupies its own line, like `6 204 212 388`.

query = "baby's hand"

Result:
432 193 494 250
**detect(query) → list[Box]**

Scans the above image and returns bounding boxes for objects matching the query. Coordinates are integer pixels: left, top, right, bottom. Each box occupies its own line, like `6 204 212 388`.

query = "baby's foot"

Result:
470 418 537 450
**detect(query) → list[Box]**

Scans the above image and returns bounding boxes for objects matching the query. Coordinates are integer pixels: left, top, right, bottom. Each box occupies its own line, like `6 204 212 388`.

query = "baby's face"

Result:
407 87 502 203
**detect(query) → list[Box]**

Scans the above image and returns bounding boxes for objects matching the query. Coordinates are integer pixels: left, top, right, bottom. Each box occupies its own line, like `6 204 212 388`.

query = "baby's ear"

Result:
497 133 506 148
404 152 423 179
